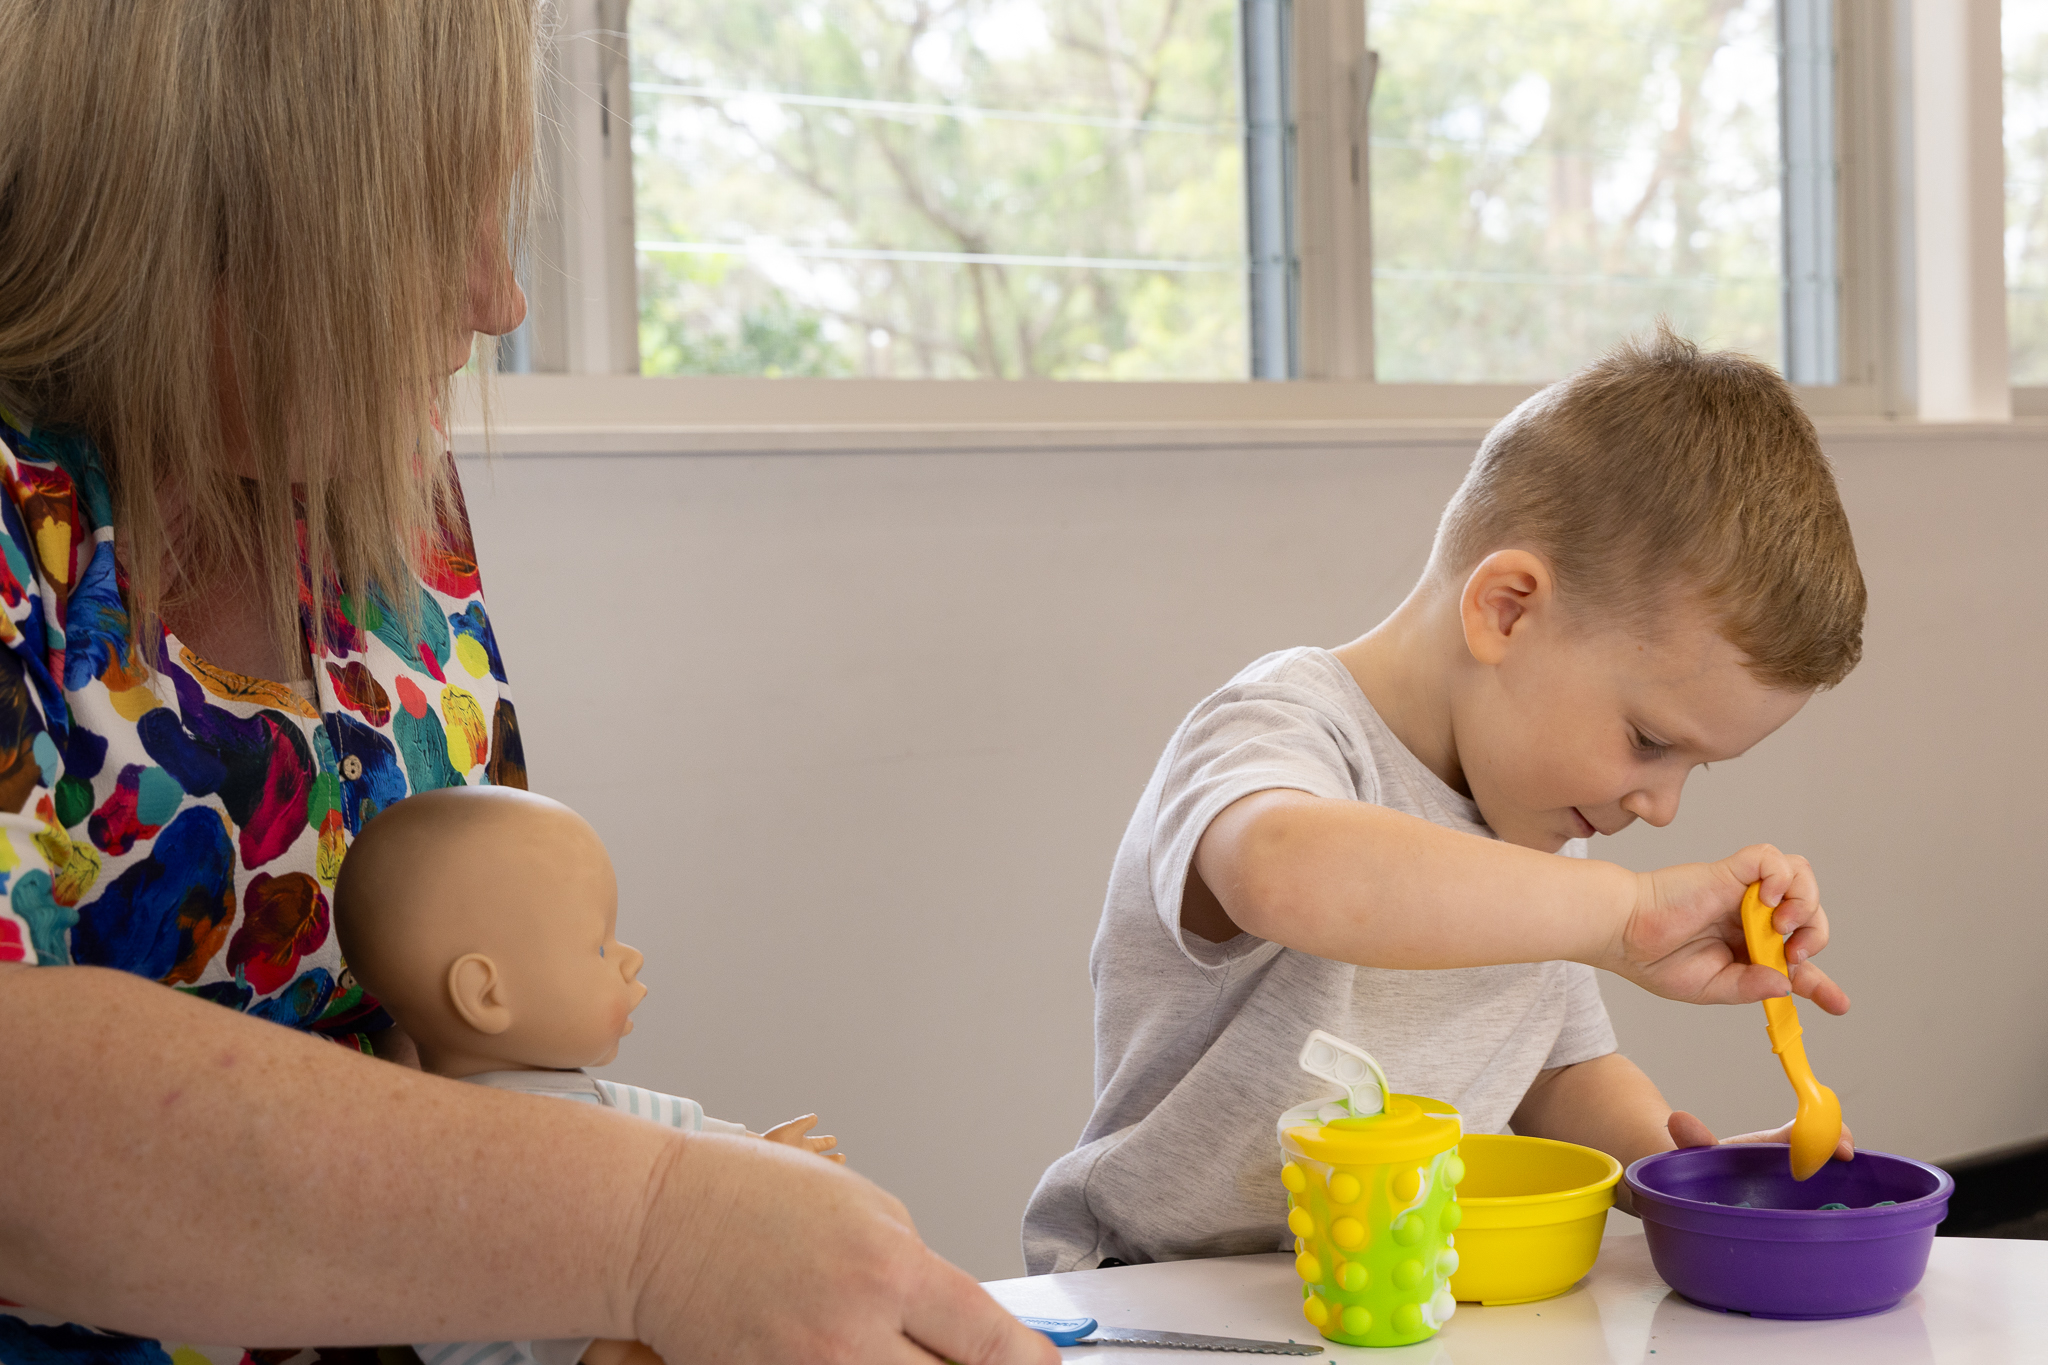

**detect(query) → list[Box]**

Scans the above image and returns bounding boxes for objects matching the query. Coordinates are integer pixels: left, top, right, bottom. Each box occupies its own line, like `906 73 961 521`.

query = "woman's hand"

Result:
1668 1109 1857 1164
634 1135 1056 1365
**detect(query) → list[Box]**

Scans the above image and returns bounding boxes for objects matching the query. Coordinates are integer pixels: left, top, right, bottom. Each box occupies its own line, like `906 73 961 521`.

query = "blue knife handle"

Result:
1017 1315 1098 1346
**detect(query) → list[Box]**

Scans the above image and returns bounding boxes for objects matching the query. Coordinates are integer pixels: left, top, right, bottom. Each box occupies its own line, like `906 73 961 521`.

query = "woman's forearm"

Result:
0 961 669 1346
0 964 1056 1365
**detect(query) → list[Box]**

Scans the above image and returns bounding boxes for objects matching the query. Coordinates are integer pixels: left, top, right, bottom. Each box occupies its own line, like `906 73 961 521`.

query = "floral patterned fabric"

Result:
0 410 527 1360
0 411 525 1012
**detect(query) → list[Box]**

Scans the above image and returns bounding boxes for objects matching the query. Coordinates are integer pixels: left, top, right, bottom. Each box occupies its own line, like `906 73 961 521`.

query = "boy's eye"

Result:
1631 729 1670 756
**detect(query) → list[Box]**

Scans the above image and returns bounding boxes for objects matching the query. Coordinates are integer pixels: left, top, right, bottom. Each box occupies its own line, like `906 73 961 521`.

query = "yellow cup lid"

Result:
1282 1094 1462 1166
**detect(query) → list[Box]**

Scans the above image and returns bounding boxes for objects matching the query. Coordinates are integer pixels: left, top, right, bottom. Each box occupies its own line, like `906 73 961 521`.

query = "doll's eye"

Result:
599 945 606 958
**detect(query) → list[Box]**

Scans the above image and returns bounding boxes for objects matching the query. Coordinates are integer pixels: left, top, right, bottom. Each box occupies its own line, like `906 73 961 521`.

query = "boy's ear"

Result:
446 952 514 1036
1459 549 1553 665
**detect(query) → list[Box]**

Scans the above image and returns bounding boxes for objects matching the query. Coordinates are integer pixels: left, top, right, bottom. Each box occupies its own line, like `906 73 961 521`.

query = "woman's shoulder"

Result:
0 406 110 500
0 412 107 640
0 409 111 564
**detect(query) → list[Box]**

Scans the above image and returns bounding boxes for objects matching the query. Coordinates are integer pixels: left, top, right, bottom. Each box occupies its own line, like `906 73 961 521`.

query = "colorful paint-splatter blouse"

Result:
0 410 526 1036
0 411 528 1362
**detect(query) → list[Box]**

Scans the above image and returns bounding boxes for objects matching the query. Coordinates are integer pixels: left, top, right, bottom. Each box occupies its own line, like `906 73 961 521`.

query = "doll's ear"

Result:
447 953 513 1036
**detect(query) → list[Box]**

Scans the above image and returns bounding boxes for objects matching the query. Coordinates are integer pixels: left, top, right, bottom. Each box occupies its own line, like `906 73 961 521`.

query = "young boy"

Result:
1022 327 1863 1274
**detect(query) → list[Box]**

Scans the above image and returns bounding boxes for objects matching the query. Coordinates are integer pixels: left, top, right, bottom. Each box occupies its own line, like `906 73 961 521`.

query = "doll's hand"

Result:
1668 1109 1856 1164
1611 845 1850 1013
761 1113 846 1164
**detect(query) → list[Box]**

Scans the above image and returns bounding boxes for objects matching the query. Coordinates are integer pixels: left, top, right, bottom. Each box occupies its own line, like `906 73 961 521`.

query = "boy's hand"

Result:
1668 1109 1857 1165
1610 844 1850 1013
761 1113 847 1164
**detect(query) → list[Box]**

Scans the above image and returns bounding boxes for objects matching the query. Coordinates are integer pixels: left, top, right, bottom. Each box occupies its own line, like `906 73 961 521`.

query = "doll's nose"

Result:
619 941 645 981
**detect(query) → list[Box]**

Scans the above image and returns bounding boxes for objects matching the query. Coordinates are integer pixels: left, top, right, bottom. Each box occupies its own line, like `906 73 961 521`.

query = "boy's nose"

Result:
1620 788 1680 828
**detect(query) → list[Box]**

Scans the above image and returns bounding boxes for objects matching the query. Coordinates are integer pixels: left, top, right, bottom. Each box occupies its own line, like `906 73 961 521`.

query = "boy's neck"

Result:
1331 584 1471 798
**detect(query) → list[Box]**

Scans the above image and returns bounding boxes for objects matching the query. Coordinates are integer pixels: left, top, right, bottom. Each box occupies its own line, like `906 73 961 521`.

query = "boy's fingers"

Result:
1790 960 1851 1014
1672 1115 1855 1163
1737 843 1792 909
1713 960 1792 1005
1769 856 1821 936
1782 907 1830 965
1667 1109 1718 1148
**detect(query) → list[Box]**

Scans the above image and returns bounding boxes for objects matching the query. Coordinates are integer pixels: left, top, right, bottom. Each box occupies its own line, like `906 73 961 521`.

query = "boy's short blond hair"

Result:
1433 326 1866 691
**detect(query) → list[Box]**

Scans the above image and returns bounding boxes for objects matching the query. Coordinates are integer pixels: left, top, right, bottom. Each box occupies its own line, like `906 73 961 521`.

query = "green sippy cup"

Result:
1278 1031 1466 1348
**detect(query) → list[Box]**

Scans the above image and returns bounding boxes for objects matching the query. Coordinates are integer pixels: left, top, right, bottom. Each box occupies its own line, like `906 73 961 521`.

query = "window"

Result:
620 0 1835 386
630 0 1249 379
2007 0 2048 385
1367 0 1788 382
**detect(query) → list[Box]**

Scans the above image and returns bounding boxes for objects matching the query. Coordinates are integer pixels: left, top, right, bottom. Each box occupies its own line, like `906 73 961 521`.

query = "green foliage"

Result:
632 0 1247 378
638 251 851 376
1368 0 1781 380
2008 6 2048 385
630 0 1789 383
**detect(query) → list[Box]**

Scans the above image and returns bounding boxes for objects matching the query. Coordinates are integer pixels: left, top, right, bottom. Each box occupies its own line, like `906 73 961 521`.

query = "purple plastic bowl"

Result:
1624 1144 1951 1320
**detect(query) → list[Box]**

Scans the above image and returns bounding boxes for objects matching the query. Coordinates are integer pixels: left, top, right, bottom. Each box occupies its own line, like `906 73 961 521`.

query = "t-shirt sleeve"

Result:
1542 962 1618 1070
1148 680 1369 965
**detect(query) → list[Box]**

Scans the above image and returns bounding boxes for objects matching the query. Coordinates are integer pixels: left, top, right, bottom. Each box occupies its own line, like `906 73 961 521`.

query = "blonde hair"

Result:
0 0 539 663
1433 325 1866 691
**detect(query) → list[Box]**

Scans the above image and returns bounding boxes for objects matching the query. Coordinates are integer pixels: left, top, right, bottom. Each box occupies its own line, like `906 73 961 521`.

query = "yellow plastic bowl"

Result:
1447 1134 1621 1306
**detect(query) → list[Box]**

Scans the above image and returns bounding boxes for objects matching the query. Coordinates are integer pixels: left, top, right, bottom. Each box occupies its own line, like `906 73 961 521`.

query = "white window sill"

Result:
449 374 2048 456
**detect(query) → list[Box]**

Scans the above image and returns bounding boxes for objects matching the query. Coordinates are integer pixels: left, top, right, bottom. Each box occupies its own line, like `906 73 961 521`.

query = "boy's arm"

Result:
1190 789 1848 1011
1508 1054 1674 1213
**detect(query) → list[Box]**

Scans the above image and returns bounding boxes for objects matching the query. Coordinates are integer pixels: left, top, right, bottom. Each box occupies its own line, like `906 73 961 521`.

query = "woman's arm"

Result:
0 962 1050 1365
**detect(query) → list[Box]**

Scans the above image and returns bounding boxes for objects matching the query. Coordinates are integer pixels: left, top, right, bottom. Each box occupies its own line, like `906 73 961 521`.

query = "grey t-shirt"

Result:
1021 647 1617 1274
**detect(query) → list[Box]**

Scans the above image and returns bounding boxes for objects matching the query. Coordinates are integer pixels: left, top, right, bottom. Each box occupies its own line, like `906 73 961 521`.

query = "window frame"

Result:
487 0 2035 433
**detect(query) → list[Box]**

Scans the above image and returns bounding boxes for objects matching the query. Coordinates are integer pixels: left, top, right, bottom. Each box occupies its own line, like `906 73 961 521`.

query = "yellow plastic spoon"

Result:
1740 881 1842 1180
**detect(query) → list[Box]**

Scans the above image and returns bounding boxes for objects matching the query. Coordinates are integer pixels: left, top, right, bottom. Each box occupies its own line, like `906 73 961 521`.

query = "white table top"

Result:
983 1211 2048 1364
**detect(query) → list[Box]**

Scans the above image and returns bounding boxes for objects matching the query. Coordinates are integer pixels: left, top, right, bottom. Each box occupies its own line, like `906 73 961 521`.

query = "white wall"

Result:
457 422 2048 1281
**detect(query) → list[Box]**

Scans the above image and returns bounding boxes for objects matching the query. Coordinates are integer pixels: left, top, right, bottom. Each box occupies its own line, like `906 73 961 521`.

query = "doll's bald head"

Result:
335 787 644 1076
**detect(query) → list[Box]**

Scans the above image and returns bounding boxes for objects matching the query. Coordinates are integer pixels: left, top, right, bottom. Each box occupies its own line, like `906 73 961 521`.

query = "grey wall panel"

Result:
456 428 2045 1279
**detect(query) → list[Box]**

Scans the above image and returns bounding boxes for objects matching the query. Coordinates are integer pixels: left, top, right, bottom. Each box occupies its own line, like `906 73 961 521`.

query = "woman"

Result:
0 6 1051 1364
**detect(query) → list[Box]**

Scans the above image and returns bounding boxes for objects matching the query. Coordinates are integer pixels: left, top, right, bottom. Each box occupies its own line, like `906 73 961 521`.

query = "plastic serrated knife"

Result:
1018 1316 1323 1355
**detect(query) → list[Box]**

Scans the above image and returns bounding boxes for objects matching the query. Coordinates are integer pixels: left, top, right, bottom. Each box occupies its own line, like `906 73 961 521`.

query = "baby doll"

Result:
334 786 840 1365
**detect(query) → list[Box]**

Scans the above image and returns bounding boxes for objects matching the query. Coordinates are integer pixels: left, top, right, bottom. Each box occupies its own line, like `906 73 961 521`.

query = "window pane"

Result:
1367 0 1783 383
2008 2 2048 385
631 0 1247 378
